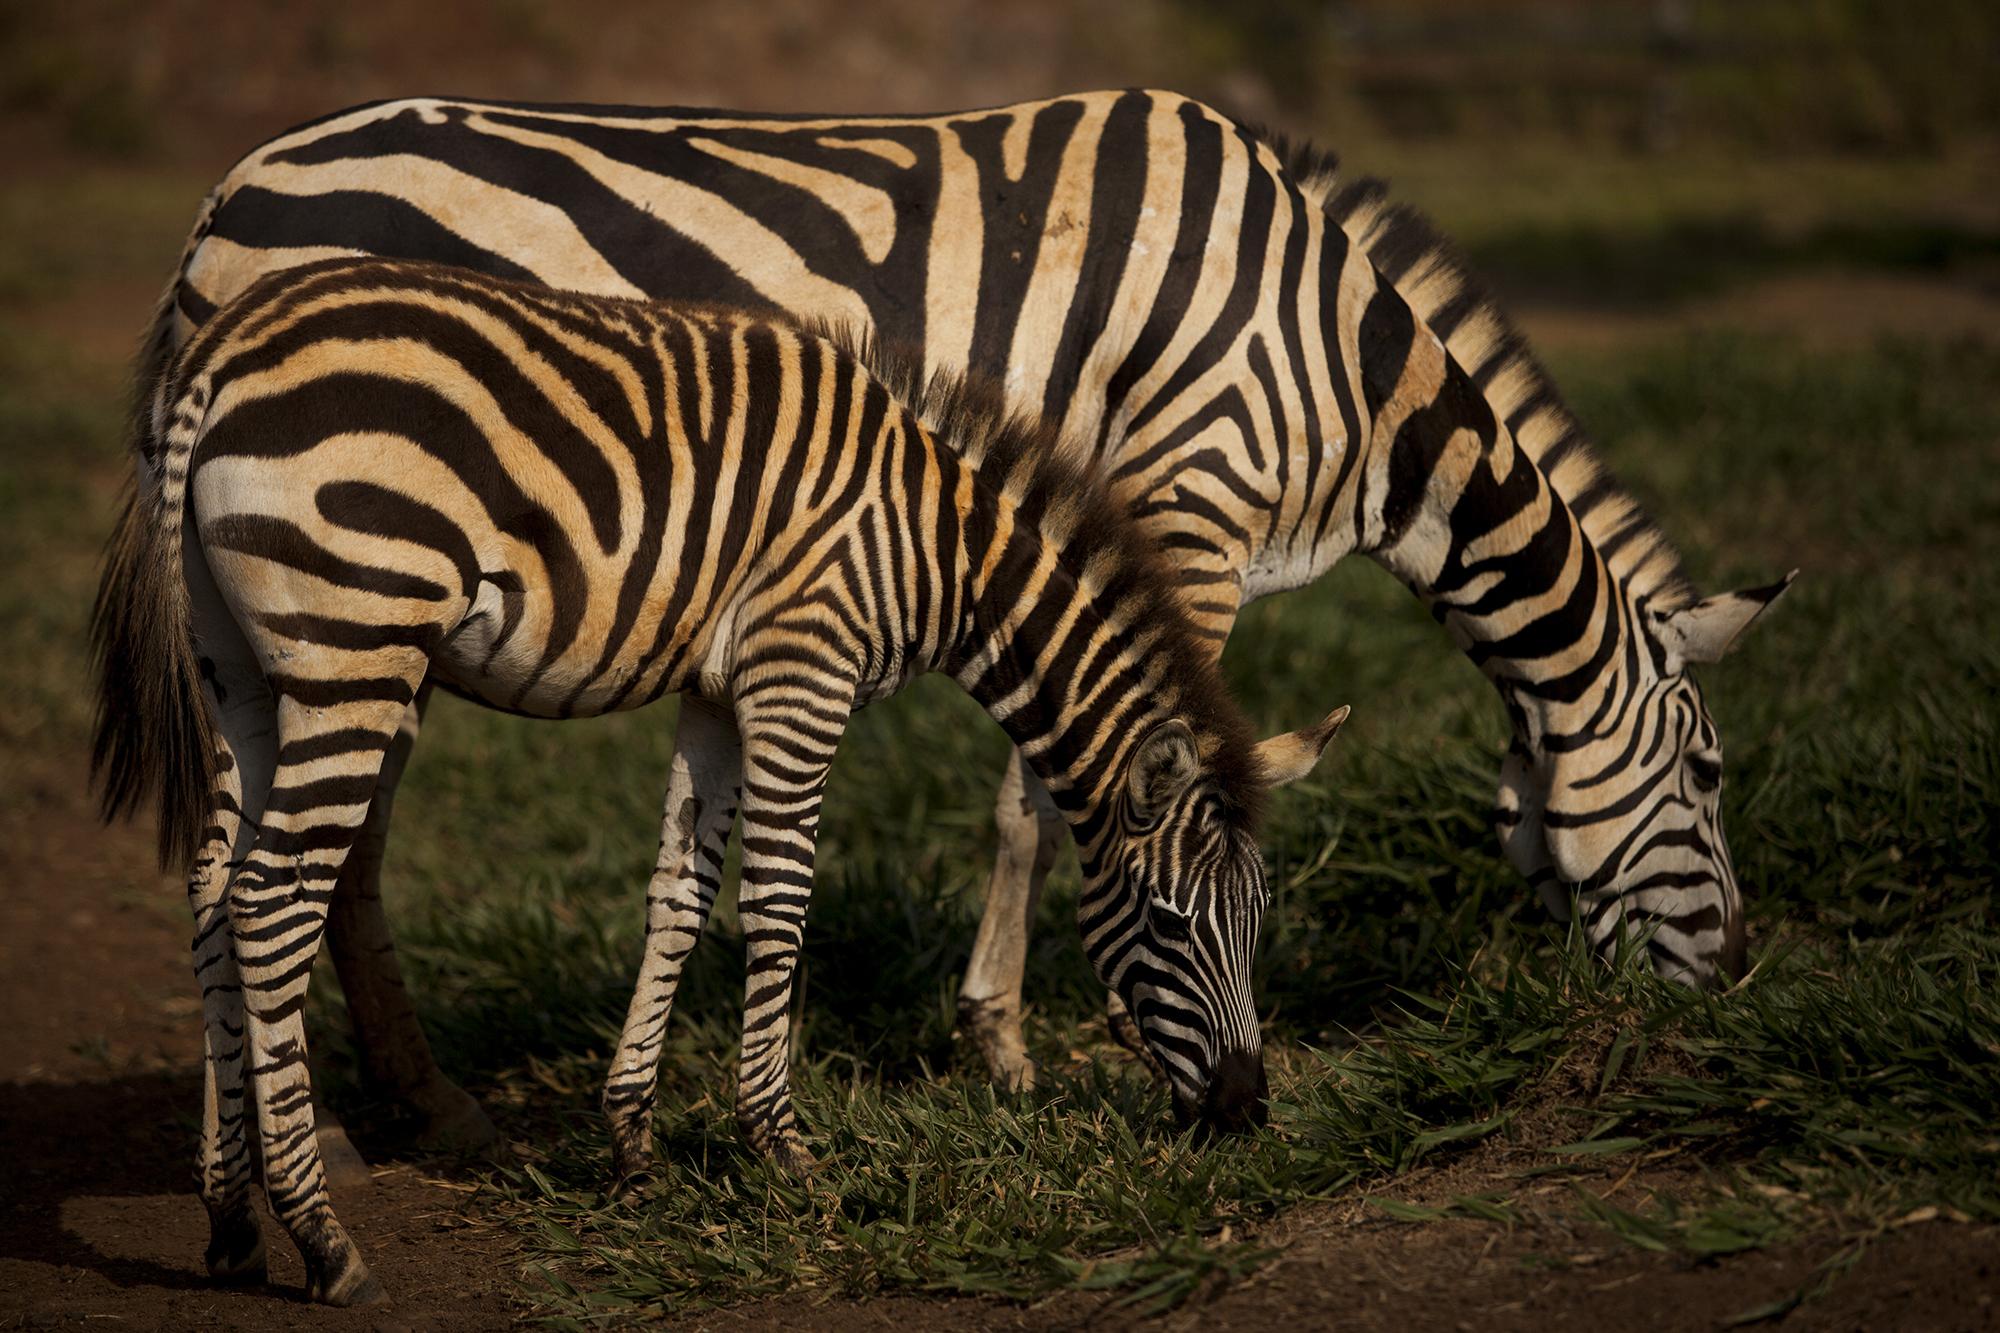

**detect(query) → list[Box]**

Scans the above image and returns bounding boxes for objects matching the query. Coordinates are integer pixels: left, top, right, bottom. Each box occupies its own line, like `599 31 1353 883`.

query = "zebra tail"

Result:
90 189 223 867
91 367 220 871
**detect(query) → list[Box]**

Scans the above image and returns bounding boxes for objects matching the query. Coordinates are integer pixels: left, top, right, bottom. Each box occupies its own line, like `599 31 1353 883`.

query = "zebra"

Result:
97 256 1346 1305
96 88 1790 1113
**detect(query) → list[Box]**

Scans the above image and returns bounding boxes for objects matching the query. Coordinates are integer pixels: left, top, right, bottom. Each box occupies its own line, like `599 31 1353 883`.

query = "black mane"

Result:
1241 117 1696 607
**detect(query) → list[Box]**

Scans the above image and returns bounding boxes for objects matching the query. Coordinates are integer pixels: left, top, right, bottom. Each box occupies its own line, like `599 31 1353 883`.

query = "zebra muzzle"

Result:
1197 1047 1269 1133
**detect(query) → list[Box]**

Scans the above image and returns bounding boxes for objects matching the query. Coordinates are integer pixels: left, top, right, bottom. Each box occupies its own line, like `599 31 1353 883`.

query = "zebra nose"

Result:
1200 1048 1269 1132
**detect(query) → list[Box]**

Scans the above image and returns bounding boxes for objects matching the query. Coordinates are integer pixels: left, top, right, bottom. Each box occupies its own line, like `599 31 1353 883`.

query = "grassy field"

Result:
2 121 1995 1322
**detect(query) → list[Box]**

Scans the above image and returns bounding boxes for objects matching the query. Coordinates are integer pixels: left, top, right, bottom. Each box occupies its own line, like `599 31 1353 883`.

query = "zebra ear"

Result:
1656 571 1797 671
1127 720 1202 821
1256 705 1350 788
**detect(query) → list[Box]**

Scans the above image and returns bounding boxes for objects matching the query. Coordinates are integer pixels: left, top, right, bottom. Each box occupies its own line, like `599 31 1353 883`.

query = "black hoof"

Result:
413 1083 504 1155
610 1165 660 1200
203 1206 267 1285
609 1140 658 1196
307 1256 387 1307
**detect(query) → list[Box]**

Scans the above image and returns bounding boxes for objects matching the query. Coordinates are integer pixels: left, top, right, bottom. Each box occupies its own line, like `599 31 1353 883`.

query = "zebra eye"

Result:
1686 753 1722 792
1151 901 1192 943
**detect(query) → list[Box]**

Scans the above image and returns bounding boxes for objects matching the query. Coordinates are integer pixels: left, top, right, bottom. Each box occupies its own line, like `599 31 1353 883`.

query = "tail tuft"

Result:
90 386 219 870
92 191 224 872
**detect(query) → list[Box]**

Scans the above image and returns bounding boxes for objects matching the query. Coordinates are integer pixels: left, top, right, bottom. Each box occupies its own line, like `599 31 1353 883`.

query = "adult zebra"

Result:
97 89 1790 1125
103 257 1345 1304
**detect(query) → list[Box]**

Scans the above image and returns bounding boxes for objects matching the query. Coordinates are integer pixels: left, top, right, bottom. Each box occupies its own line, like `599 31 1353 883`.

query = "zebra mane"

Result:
1246 122 1698 611
826 323 1270 826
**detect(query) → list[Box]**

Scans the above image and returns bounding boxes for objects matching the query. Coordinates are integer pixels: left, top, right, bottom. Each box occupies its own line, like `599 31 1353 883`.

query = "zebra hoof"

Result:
309 1256 387 1307
611 1167 660 1200
957 995 1038 1092
203 1208 267 1285
609 1143 657 1195
609 1136 658 1195
413 1082 504 1156
768 1134 818 1177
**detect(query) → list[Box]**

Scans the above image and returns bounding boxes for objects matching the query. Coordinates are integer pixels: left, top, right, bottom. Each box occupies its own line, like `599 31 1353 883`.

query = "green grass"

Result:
451 930 2000 1320
0 325 128 746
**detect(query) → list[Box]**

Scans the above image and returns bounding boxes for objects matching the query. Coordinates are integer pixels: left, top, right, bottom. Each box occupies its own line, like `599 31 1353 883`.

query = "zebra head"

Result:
1095 706 1348 1131
1495 575 1795 987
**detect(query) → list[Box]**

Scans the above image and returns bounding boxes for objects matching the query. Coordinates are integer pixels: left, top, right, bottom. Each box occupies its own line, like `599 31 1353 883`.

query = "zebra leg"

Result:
957 747 1063 1090
323 681 500 1153
603 695 743 1185
231 686 421 1307
730 689 845 1175
186 545 279 1286
190 733 267 1283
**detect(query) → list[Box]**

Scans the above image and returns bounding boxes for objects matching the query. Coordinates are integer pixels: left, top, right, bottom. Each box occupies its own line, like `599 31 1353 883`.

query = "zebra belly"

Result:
426 564 726 721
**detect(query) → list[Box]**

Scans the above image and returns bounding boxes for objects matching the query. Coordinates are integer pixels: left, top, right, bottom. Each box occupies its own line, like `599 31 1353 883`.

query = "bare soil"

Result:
0 755 516 1328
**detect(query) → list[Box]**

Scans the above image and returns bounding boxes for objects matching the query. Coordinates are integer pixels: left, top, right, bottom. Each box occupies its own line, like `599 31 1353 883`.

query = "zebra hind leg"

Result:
185 545 282 1287
603 696 743 1187
324 681 501 1154
189 721 266 1284
230 670 429 1306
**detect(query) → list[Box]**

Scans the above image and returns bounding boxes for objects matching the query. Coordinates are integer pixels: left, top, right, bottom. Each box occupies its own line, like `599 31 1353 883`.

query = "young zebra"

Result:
99 89 1790 1116
101 257 1345 1305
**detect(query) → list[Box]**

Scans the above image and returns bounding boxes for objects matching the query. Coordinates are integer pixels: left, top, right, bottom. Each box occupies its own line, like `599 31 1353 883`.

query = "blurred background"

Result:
11 0 2000 153
7 0 1999 293
2 2 1995 1324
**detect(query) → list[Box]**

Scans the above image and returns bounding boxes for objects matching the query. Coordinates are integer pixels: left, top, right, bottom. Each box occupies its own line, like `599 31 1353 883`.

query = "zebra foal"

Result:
98 258 1345 1304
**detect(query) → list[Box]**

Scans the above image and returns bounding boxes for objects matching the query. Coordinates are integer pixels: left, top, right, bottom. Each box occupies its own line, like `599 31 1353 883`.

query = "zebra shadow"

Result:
0 1071 241 1295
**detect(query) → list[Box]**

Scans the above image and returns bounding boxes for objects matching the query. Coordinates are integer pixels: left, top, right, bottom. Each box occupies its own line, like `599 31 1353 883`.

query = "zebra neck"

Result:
944 519 1176 840
1348 295 1631 740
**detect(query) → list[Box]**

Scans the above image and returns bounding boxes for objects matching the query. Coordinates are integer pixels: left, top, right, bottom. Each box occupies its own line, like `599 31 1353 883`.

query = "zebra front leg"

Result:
957 747 1063 1090
730 685 846 1175
603 696 743 1185
323 681 499 1153
232 687 421 1307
